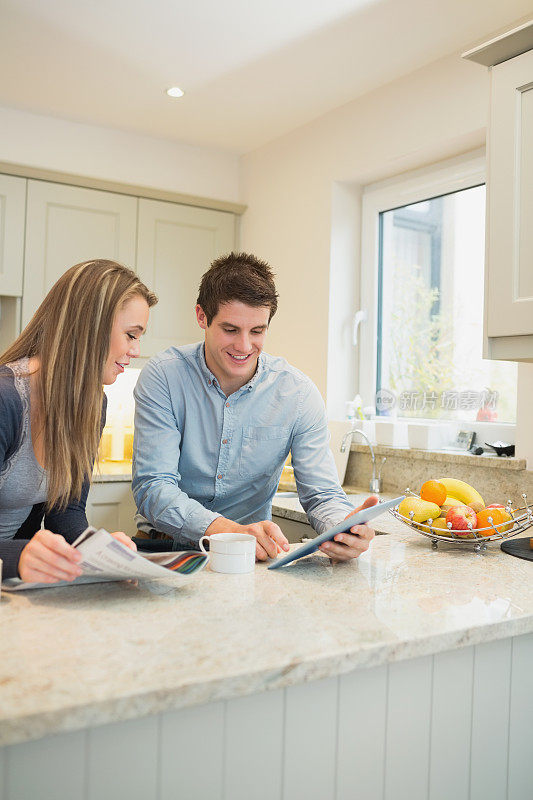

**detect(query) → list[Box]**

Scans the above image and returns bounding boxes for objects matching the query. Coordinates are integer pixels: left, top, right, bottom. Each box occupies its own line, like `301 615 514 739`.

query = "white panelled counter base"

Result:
1 528 533 800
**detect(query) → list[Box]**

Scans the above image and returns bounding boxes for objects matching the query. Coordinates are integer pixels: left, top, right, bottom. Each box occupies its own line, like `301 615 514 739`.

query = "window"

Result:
359 152 517 435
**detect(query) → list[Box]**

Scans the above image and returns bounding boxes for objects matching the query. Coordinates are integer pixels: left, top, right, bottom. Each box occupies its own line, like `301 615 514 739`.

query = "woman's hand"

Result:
18 530 83 583
18 529 137 583
110 532 137 551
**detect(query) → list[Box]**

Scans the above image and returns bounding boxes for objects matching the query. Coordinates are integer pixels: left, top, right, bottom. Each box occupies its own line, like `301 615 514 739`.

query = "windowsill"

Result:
348 442 526 471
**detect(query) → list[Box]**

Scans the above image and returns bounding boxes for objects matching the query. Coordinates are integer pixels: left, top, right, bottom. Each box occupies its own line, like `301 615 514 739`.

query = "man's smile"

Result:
227 352 253 363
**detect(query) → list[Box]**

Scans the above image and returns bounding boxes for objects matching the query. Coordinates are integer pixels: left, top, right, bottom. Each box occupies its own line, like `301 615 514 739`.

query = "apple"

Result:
445 505 477 536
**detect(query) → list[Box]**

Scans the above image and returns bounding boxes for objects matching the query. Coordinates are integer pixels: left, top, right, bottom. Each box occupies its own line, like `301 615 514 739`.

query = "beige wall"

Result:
0 105 241 203
240 54 489 412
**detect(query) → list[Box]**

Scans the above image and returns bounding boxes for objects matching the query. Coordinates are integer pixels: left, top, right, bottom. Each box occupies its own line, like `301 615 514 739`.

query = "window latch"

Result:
352 310 367 347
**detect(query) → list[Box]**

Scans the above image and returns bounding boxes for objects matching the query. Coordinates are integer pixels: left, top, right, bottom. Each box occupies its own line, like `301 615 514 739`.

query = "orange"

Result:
420 480 447 506
476 507 514 536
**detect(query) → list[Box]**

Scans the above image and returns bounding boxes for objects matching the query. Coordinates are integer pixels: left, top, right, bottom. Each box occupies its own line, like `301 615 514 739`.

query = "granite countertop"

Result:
1 516 532 747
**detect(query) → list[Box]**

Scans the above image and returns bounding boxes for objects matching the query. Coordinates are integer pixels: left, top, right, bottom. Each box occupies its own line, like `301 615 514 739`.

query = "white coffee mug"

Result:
199 533 256 574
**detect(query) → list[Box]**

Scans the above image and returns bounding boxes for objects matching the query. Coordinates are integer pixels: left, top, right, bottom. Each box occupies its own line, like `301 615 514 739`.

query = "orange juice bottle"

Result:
123 425 134 461
99 426 112 461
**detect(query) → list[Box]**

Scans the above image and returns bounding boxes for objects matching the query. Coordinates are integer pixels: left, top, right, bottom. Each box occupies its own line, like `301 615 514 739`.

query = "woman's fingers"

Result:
19 568 60 584
19 530 82 583
31 537 82 578
110 532 137 550
23 547 81 581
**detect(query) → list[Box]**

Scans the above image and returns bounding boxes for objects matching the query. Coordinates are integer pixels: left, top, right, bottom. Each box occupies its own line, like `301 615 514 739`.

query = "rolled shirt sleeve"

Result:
291 381 354 533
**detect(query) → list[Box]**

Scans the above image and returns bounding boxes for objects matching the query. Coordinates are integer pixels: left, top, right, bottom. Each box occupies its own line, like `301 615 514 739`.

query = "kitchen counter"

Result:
2 516 532 800
93 460 132 483
2 518 532 748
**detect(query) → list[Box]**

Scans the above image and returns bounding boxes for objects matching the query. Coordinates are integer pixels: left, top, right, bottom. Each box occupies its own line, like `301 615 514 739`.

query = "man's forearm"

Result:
133 474 221 545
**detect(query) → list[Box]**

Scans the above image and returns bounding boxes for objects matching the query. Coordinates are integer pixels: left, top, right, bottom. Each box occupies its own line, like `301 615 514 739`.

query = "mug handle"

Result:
198 535 210 555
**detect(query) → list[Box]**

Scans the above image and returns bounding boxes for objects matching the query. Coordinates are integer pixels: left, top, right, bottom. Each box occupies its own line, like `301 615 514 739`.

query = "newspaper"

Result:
2 527 209 592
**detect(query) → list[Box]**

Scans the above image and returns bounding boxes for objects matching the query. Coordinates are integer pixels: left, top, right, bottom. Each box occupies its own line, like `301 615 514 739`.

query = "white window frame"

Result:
358 149 516 442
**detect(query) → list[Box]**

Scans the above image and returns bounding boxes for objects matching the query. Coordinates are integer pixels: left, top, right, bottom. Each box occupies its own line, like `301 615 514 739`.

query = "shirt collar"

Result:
241 353 264 392
198 343 217 387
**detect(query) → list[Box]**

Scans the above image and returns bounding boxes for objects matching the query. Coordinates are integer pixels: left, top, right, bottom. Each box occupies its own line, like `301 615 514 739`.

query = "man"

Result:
133 252 376 562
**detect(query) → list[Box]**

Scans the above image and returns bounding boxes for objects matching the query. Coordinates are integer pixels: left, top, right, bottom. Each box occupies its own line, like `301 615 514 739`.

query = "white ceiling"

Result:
0 0 531 154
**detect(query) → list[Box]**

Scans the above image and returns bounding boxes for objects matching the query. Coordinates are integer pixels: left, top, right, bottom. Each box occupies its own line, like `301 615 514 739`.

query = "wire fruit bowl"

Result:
389 490 533 551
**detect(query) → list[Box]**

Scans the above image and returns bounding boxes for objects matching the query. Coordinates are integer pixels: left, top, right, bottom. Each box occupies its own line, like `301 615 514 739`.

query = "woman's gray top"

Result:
0 359 107 579
0 359 48 540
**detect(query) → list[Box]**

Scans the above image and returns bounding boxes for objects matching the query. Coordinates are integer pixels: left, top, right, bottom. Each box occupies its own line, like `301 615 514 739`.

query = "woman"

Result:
0 259 157 583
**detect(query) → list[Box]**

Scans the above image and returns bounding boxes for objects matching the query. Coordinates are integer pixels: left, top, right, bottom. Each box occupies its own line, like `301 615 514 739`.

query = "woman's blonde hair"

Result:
1 259 158 510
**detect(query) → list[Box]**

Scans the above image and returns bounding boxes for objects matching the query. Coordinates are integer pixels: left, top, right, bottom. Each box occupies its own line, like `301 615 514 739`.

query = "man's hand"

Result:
318 495 378 563
205 516 290 561
19 530 83 583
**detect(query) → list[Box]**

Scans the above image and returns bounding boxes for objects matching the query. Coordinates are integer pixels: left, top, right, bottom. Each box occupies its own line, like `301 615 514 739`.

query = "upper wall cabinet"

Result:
0 174 26 296
22 181 137 326
136 199 236 357
464 23 533 361
486 49 533 351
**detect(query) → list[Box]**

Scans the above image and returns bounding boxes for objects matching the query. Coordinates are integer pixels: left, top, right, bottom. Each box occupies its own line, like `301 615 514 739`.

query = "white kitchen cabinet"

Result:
85 481 137 538
136 198 236 356
464 24 533 360
0 174 26 296
3 635 533 800
22 180 137 326
486 49 533 351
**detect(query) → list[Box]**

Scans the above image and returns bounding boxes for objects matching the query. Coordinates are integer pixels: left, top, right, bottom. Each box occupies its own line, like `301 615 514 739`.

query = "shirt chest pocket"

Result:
239 425 290 479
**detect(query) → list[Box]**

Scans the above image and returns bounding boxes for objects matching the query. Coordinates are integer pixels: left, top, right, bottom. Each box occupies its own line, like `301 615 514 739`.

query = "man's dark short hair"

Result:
197 252 279 325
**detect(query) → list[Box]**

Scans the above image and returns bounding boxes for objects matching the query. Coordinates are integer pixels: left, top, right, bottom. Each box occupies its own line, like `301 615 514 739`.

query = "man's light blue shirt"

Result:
132 343 353 548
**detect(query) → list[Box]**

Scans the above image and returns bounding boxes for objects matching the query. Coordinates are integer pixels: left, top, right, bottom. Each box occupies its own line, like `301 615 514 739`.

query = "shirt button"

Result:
208 379 212 385
217 474 223 479
222 439 228 444
225 402 229 408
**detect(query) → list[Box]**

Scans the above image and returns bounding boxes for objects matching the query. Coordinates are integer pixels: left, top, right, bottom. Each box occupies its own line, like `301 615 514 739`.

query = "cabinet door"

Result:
22 181 137 326
86 482 137 538
486 49 533 339
0 174 26 296
136 199 236 357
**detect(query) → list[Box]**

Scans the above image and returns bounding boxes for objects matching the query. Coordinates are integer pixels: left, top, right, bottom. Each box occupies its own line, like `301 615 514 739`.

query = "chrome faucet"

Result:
340 428 386 494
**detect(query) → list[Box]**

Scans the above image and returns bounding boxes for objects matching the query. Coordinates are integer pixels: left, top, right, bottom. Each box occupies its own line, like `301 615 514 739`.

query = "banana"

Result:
437 478 484 508
442 496 465 507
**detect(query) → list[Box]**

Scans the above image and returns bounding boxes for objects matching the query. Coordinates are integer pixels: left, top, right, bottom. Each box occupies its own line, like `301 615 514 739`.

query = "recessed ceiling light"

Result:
166 87 185 98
